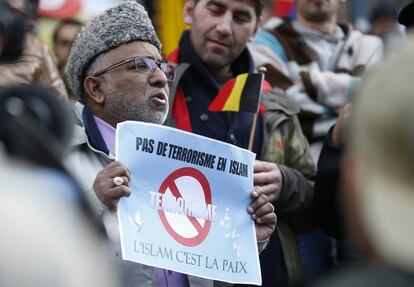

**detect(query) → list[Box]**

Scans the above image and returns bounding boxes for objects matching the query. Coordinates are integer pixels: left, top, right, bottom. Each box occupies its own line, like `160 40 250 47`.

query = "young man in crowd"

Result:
167 0 316 285
52 19 83 100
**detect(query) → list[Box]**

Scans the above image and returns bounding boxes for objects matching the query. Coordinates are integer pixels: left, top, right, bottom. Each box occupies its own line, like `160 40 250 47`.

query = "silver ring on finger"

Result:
113 176 124 186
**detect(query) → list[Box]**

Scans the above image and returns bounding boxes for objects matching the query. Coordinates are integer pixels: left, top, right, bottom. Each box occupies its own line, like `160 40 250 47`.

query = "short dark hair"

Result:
263 0 273 10
252 0 265 17
193 0 265 18
52 19 83 43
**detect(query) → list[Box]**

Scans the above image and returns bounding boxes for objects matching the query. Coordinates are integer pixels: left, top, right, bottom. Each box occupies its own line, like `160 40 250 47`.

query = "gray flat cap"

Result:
65 1 161 99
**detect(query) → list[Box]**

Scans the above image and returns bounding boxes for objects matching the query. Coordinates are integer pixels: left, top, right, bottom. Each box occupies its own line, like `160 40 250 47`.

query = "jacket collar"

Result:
82 106 110 155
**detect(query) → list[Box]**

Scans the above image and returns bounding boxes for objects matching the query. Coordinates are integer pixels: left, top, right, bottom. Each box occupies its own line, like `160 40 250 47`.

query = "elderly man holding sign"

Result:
64 2 276 287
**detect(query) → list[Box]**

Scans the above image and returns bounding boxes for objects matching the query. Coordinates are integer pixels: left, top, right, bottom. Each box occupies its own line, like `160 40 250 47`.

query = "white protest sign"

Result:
116 121 261 284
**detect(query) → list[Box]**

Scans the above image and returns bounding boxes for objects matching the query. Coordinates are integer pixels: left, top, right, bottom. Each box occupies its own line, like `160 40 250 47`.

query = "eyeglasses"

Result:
92 56 176 81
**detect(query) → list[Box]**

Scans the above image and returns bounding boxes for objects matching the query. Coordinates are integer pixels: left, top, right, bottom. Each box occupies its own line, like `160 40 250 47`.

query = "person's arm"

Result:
313 104 351 239
301 34 383 113
276 115 316 233
313 130 344 239
301 69 358 113
260 109 317 233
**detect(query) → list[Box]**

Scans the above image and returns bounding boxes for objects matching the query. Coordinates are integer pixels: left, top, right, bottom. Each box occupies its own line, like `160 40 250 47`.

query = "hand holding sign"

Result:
93 161 132 211
253 160 283 203
248 191 277 241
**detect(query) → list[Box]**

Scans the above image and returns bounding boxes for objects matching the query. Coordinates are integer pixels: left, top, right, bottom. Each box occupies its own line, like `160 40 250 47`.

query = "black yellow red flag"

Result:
208 73 263 113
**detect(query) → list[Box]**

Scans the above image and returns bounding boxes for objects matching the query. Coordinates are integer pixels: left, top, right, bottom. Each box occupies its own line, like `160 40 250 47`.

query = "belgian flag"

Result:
208 73 263 113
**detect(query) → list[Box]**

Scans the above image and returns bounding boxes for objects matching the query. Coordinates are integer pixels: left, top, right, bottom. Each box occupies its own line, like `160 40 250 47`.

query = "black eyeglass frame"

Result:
92 56 176 81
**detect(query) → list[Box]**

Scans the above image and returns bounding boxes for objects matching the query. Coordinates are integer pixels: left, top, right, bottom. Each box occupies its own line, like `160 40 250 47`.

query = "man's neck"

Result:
88 104 118 128
209 66 233 85
297 15 337 34
207 64 232 80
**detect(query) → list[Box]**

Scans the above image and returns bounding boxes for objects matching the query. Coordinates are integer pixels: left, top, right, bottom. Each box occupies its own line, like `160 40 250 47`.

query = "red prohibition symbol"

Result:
158 167 212 247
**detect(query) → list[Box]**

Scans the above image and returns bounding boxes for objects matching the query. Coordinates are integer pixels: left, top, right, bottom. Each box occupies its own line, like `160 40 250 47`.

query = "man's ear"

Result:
83 76 105 105
183 0 196 25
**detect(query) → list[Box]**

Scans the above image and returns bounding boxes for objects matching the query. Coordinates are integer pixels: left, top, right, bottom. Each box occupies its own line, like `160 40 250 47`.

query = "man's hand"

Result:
248 191 277 241
254 160 283 203
93 161 132 211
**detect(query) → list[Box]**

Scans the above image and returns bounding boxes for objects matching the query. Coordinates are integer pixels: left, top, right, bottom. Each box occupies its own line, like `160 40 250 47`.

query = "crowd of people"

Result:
1 0 414 286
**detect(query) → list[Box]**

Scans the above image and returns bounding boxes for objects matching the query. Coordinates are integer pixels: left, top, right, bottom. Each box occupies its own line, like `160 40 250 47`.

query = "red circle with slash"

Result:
158 167 212 247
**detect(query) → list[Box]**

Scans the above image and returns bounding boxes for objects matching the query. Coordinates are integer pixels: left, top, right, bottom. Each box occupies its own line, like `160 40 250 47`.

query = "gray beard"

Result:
103 79 167 125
